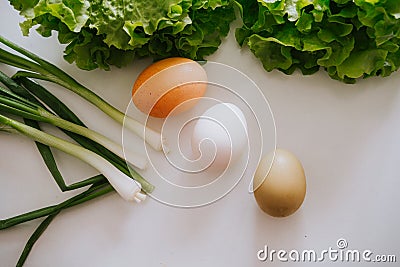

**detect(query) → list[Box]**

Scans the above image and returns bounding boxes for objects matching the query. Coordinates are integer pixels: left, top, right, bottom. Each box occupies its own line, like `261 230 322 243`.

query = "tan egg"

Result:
253 149 306 217
132 57 207 118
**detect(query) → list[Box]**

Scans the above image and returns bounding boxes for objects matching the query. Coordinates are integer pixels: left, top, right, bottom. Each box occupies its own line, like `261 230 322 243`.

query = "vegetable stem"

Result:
0 82 147 169
0 101 147 170
0 114 145 202
16 212 59 267
0 180 111 229
0 182 113 266
39 109 147 170
11 77 154 193
0 36 165 151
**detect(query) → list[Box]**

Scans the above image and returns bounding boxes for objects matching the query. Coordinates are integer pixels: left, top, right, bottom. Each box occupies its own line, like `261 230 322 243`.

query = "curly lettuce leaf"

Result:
11 0 90 35
88 0 193 50
9 0 235 70
236 0 400 83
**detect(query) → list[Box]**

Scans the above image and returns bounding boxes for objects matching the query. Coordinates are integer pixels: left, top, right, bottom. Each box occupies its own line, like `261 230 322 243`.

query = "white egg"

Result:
191 103 248 170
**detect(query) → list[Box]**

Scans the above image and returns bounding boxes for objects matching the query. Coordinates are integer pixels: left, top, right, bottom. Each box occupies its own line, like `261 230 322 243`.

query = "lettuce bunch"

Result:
10 0 235 70
236 0 400 83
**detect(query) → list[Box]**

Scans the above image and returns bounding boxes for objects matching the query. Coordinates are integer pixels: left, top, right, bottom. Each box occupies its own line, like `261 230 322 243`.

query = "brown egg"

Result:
132 57 207 118
253 149 306 217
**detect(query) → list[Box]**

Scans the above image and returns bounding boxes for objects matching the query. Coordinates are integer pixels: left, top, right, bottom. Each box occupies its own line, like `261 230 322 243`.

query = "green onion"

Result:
0 38 158 266
0 180 111 229
16 212 59 267
25 118 107 191
0 113 146 202
0 35 166 151
3 181 113 266
27 118 108 191
0 86 147 169
7 76 154 193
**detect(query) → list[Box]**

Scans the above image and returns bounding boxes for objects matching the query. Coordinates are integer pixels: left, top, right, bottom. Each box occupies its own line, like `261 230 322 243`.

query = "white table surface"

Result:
1 2 400 266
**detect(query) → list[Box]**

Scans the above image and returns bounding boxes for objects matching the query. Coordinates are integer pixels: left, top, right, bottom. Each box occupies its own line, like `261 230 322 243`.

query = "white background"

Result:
1 2 400 266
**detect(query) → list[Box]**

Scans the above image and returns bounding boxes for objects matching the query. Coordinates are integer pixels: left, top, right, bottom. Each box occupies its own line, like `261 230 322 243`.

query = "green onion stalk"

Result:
0 85 147 170
0 35 166 151
1 181 114 267
0 73 153 193
0 113 146 202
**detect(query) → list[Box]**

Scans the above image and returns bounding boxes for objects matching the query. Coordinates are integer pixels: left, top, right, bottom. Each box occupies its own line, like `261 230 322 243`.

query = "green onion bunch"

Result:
0 37 155 266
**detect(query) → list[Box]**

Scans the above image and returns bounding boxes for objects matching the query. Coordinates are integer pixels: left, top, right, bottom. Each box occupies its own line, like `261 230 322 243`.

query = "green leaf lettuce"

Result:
9 0 235 70
236 0 400 83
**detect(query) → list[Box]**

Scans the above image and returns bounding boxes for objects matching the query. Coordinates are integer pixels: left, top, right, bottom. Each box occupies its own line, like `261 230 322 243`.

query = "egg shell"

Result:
132 57 207 118
191 103 248 170
253 149 306 217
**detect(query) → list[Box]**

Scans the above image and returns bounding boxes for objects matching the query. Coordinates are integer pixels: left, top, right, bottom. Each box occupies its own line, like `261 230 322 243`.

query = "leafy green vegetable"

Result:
236 0 400 83
9 0 236 70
